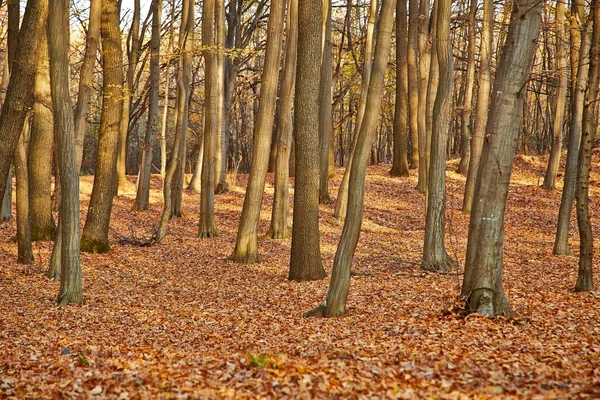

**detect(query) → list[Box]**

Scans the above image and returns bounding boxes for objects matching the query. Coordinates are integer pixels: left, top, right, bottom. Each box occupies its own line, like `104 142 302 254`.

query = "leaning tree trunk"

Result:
28 30 56 241
462 0 493 213
74 0 101 173
80 0 124 253
389 0 410 177
267 0 298 240
422 0 454 272
461 0 542 316
15 118 33 264
48 0 82 306
318 0 333 203
0 45 11 223
288 0 327 281
0 0 47 203
541 0 567 190
554 1 589 256
306 0 396 317
574 0 600 292
133 0 161 211
229 0 286 264
407 0 419 169
457 0 476 175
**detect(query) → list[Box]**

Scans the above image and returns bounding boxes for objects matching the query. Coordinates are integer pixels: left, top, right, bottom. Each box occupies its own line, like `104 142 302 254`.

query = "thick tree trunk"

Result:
133 0 161 211
407 0 419 169
389 0 409 177
16 118 33 264
461 0 542 316
462 0 493 213
80 0 124 253
229 0 286 263
318 0 333 203
541 0 567 190
554 1 589 256
414 0 430 193
48 0 83 305
307 0 395 317
74 0 101 173
288 0 327 281
457 0 476 175
574 0 600 292
0 48 12 223
268 0 298 240
28 31 56 241
422 0 454 272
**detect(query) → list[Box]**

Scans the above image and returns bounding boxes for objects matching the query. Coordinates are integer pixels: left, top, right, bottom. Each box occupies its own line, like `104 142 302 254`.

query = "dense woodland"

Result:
0 0 599 397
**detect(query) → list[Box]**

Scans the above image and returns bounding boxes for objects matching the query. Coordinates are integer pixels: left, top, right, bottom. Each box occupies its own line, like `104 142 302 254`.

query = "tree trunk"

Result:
16 117 33 264
229 0 286 263
407 0 419 169
268 0 298 240
574 0 600 292
133 0 161 211
414 0 430 193
307 0 395 317
461 0 542 316
74 0 101 173
28 30 56 241
214 0 228 194
422 0 454 272
462 0 493 213
554 1 589 255
288 0 327 281
80 0 124 253
48 0 83 305
457 0 476 175
318 0 333 203
541 0 567 190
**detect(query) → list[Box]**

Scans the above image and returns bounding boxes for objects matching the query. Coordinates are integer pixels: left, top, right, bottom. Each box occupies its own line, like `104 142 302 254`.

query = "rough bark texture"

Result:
542 0 567 190
16 119 33 264
461 0 542 316
268 0 298 240
133 0 161 211
462 0 493 213
574 0 600 292
48 0 83 305
0 0 47 202
288 0 326 282
554 2 589 256
318 0 333 203
74 0 101 173
81 0 124 253
229 0 286 263
307 0 395 317
422 0 454 272
407 0 419 169
389 0 409 177
28 30 56 241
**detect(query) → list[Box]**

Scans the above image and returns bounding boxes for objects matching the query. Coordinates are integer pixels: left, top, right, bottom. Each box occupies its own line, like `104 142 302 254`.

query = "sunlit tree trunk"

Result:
407 0 419 169
229 0 286 263
74 0 100 173
462 0 492 213
288 0 327 281
461 0 542 316
414 0 430 193
16 117 33 263
214 0 228 194
80 0 124 253
574 0 600 292
318 0 332 203
307 0 395 317
268 0 298 240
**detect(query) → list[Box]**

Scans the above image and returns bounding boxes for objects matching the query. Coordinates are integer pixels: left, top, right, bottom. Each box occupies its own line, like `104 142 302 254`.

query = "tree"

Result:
407 0 419 169
574 0 600 292
462 0 493 213
229 0 286 263
414 0 431 193
461 0 542 315
306 0 396 317
214 0 227 194
318 0 333 203
133 0 161 211
28 30 56 241
267 0 298 240
80 0 124 253
422 0 454 272
288 0 327 281
15 117 33 263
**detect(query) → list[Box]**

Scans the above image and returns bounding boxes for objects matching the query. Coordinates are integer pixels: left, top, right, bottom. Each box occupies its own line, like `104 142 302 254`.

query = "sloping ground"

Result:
0 156 599 399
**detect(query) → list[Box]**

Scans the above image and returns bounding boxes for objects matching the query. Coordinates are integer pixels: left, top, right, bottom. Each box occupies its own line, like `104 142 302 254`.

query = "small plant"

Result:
247 352 280 369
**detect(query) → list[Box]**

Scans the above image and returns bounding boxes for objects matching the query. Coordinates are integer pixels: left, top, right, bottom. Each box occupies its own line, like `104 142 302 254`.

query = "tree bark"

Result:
80 0 124 253
307 0 396 317
288 0 327 281
318 0 333 203
214 0 228 194
16 117 33 264
461 0 542 316
414 0 431 193
407 0 419 169
48 0 83 305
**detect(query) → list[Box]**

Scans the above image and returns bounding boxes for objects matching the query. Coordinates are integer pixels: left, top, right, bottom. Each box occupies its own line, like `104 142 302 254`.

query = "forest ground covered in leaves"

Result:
1 156 599 399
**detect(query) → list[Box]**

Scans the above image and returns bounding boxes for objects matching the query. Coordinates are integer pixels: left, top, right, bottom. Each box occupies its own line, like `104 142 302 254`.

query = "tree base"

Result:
288 267 327 282
31 225 56 241
80 236 111 253
215 183 229 195
57 290 83 306
228 250 262 264
422 253 457 273
264 226 292 240
319 194 330 204
198 229 220 239
389 167 410 177
465 288 513 317
552 242 572 256
574 272 595 292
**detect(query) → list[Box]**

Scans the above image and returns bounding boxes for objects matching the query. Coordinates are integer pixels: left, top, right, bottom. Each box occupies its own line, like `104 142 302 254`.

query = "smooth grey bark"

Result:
214 0 228 194
461 0 542 316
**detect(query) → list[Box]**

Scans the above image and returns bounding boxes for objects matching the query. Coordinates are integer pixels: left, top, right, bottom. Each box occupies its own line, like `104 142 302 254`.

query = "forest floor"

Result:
1 155 599 399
